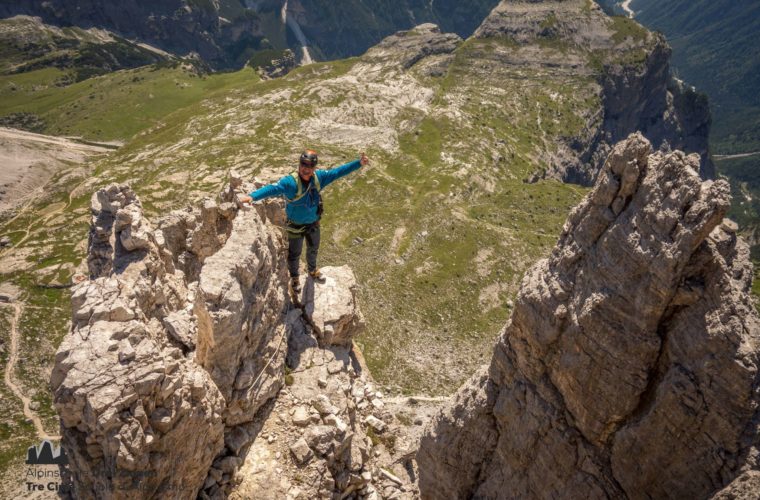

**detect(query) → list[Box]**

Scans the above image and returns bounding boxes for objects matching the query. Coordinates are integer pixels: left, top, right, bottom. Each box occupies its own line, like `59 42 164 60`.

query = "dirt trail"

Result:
2 301 60 441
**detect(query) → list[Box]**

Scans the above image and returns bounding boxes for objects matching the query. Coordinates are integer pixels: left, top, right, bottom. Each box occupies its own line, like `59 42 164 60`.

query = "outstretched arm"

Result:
242 176 296 203
318 152 370 188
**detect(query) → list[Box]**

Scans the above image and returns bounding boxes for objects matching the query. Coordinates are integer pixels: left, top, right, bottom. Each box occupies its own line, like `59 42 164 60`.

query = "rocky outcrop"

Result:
232 269 406 499
55 184 232 499
194 201 287 428
300 265 366 347
472 0 713 184
254 49 297 79
53 178 389 498
363 23 462 70
52 181 291 498
417 134 760 499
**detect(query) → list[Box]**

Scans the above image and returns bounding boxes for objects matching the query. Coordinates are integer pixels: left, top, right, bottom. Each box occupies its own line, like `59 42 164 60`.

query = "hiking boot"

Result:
290 276 301 294
309 268 326 283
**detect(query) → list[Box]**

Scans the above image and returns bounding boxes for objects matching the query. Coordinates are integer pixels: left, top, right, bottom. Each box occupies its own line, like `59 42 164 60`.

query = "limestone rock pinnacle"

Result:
417 133 760 499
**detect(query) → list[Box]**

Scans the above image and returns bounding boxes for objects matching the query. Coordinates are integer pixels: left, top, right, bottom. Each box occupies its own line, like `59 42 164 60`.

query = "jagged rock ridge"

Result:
417 133 760 499
53 178 287 498
52 176 413 499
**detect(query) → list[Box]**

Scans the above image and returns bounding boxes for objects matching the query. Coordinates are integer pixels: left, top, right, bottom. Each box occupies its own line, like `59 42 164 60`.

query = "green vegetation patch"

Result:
609 16 650 44
0 65 260 141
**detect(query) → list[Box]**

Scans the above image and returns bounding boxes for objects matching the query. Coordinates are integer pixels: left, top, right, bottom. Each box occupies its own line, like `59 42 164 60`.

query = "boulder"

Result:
304 265 365 346
290 437 313 465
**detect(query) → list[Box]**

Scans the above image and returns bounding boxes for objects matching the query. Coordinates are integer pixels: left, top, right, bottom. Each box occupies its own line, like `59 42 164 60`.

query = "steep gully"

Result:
281 0 314 64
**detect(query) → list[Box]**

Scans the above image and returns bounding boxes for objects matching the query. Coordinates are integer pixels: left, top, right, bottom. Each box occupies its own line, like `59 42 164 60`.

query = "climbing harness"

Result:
284 219 320 238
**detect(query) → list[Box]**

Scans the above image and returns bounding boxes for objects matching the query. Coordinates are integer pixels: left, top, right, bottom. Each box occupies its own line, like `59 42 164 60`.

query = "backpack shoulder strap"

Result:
289 172 304 201
289 172 320 202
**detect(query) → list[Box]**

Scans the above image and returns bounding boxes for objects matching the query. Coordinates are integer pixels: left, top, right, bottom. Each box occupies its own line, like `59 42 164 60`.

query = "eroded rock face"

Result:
597 40 713 182
194 207 288 426
417 134 760 499
52 183 289 499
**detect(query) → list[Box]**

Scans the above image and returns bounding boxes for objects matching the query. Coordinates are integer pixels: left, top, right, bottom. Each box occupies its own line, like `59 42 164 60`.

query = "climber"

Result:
241 150 369 294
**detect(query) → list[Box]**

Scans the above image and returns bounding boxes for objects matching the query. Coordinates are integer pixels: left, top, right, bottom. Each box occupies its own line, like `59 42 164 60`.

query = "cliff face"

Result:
417 134 760 498
473 0 713 185
598 39 713 182
287 0 498 60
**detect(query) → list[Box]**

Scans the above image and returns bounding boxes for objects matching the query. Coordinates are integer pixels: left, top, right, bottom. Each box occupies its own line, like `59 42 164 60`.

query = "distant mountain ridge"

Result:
0 16 172 82
0 0 500 69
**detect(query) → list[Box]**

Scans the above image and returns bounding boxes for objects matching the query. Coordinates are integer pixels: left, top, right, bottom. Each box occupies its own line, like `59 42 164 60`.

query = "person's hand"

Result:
240 194 253 204
360 152 369 166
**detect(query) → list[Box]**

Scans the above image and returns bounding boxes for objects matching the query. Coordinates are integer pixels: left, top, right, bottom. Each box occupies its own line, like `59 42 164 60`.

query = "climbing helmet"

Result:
300 149 318 168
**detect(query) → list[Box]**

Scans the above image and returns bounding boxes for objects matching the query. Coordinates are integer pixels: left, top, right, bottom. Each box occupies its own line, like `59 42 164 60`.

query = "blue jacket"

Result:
250 159 363 224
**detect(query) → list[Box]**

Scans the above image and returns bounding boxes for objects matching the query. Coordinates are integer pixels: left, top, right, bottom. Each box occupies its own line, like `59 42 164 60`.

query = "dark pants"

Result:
287 222 320 277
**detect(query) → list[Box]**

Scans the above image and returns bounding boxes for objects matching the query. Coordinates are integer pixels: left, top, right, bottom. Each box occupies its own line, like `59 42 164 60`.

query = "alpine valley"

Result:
0 1 757 499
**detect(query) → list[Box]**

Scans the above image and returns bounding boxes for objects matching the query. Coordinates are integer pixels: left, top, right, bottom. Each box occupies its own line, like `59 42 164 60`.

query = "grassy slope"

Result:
0 37 592 401
0 16 170 85
0 65 259 141
331 38 595 388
